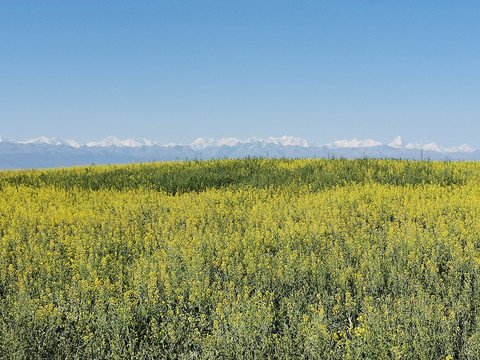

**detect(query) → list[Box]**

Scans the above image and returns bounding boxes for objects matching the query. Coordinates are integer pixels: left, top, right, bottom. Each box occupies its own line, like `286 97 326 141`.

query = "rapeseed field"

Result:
1 158 480 359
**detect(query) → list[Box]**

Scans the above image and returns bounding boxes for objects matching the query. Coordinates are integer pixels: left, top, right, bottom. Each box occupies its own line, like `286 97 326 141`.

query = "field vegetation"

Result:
1 158 480 359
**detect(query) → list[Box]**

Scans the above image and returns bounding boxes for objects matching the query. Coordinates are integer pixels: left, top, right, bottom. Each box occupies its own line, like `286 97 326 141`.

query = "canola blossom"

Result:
1 158 480 359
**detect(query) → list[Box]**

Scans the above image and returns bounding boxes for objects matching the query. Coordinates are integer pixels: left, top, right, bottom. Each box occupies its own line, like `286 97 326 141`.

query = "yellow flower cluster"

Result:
0 158 480 358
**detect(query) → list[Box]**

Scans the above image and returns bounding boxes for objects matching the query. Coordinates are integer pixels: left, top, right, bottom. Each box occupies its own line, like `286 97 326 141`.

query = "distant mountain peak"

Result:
18 136 81 147
65 139 81 148
266 136 309 147
85 136 156 148
388 136 403 148
1 135 478 170
2 135 477 153
190 137 216 150
21 136 62 145
405 142 442 152
449 144 476 153
328 138 382 148
190 136 309 149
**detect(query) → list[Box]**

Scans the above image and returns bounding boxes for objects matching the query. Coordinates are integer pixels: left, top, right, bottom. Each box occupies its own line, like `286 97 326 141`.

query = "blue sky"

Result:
1 1 479 147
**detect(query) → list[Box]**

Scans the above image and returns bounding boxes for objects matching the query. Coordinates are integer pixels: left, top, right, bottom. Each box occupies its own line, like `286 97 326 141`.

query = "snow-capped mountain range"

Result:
0 135 478 170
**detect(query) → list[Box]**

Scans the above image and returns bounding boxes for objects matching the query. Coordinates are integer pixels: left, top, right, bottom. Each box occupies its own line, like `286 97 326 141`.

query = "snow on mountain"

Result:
217 137 242 147
388 136 403 148
405 142 443 152
21 136 66 146
399 139 475 153
329 138 382 148
1 135 479 170
190 137 216 150
191 136 309 149
85 136 158 148
2 135 477 153
266 136 309 147
444 144 476 153
64 139 81 148
422 143 443 152
18 136 81 148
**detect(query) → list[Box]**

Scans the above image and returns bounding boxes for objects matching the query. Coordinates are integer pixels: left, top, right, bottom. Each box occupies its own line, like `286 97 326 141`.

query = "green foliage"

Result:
0 158 479 359
0 157 470 194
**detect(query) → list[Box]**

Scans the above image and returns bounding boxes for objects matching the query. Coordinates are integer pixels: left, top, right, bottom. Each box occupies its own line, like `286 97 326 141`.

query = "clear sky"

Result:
1 1 479 147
